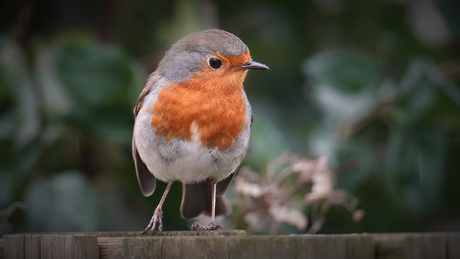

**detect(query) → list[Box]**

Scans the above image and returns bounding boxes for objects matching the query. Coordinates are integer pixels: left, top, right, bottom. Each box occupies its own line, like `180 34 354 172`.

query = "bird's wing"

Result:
132 140 156 197
132 73 161 197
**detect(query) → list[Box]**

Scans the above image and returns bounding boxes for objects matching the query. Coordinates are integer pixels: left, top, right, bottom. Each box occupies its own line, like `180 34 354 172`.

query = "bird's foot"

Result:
140 207 163 236
191 221 222 235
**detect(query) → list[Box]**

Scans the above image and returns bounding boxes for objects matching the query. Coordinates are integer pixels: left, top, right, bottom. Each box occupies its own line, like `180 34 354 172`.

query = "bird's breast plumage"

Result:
133 71 252 183
150 81 246 151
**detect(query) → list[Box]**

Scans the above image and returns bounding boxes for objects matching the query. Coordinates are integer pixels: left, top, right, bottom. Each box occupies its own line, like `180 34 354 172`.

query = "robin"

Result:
132 29 269 234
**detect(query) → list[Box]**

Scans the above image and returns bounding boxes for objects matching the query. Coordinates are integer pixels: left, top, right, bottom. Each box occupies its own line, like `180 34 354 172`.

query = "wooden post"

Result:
1 231 459 259
4 234 24 259
371 233 460 259
4 233 99 259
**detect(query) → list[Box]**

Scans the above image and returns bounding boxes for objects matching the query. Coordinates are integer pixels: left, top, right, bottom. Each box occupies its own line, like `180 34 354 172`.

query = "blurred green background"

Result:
1 0 459 234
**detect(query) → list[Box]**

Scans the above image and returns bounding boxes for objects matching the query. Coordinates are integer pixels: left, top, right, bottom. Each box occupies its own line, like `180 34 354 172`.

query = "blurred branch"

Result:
234 152 361 234
11 0 36 41
340 58 460 139
338 90 399 139
436 59 460 107
14 0 45 140
307 200 329 234
12 0 46 164
99 0 115 42
0 202 27 236
437 58 460 80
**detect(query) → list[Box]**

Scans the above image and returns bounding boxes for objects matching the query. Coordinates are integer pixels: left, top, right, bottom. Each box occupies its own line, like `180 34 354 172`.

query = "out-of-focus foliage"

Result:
301 50 459 232
25 171 98 232
232 153 364 235
0 0 459 234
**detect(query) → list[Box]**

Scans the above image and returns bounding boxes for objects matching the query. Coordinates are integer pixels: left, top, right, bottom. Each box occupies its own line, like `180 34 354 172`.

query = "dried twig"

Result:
233 152 363 234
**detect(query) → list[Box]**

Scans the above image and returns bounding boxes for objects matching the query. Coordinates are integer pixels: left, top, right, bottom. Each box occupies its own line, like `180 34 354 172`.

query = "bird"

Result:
132 29 269 234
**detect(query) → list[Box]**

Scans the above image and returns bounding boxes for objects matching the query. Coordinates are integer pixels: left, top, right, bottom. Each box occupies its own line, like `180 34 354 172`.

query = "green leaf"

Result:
394 59 438 123
38 33 140 141
302 50 384 124
386 125 446 216
244 102 286 170
303 49 383 94
0 38 39 148
0 172 15 207
65 106 133 141
336 139 375 193
52 39 134 108
24 171 98 231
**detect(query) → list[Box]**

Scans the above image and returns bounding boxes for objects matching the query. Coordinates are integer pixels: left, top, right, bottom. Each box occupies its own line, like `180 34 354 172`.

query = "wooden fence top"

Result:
1 231 459 259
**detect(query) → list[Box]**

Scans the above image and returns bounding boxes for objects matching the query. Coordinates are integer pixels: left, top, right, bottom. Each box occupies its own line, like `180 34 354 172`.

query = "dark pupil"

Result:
209 57 222 69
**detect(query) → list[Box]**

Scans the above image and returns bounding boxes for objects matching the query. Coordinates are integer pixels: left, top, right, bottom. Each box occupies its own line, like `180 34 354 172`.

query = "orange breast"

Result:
150 54 250 150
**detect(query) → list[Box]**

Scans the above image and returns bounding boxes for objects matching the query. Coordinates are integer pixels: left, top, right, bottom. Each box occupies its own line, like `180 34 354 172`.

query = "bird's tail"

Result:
180 179 232 219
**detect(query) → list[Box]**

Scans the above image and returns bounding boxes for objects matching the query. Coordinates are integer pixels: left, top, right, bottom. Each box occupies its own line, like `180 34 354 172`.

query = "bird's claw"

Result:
191 221 222 235
140 207 163 236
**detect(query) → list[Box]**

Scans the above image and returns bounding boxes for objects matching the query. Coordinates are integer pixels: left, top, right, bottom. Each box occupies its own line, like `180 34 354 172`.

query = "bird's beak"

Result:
238 60 269 70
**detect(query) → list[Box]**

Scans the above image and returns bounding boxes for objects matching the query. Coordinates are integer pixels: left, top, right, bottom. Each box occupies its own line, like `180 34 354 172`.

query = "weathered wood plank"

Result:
100 230 246 259
447 233 460 259
295 235 316 259
271 236 299 258
131 230 247 237
122 237 161 259
98 237 123 259
161 237 183 259
314 235 347 259
345 234 374 259
0 238 4 259
372 233 460 259
1 232 459 259
4 234 24 259
252 236 272 258
24 234 41 259
40 234 99 259
404 233 446 259
227 236 255 259
177 237 196 259
193 237 229 259
373 234 407 259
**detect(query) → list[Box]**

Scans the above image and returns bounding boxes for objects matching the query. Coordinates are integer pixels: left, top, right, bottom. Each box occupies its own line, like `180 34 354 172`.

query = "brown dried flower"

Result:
232 151 363 234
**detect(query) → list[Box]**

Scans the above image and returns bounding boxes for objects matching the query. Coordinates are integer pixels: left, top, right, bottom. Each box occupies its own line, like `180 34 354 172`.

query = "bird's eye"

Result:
208 57 222 69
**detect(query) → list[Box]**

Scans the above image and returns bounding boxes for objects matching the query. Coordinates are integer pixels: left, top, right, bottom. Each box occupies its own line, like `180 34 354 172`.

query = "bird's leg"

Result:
191 180 223 234
141 180 173 235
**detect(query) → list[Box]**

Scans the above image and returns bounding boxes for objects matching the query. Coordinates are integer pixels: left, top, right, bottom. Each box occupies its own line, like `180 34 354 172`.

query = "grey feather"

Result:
157 29 250 84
